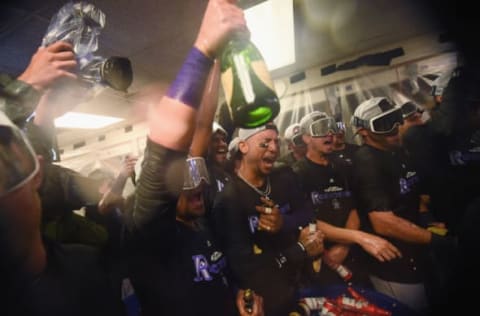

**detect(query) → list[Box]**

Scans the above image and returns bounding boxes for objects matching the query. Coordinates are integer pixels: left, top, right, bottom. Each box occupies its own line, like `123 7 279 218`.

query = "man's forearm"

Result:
369 211 431 244
317 221 358 245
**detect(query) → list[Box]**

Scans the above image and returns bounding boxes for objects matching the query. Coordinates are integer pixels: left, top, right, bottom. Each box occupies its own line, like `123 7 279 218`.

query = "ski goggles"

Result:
400 101 424 119
353 107 404 134
309 117 339 137
183 156 210 190
0 112 39 198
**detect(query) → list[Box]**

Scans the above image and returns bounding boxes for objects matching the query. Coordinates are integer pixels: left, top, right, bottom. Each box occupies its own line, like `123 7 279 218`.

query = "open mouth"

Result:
263 157 276 167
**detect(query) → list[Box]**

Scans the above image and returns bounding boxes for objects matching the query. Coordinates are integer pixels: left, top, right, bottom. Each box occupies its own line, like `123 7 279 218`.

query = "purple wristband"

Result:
166 47 213 109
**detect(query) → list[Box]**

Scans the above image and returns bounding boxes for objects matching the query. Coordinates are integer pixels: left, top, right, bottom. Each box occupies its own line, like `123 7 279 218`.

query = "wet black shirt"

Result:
212 166 312 316
129 139 235 316
352 145 427 283
129 219 233 316
293 157 359 285
293 157 354 229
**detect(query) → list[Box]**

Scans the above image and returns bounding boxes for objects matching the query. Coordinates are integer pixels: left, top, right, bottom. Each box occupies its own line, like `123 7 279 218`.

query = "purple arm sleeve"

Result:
166 47 213 109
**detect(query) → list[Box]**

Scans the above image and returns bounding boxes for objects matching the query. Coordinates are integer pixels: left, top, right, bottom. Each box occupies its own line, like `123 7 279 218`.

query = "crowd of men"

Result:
1 0 480 315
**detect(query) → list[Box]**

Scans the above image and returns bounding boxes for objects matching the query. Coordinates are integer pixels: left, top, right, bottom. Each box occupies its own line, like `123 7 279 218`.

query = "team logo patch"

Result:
399 171 420 195
449 149 480 166
311 188 351 206
192 253 227 282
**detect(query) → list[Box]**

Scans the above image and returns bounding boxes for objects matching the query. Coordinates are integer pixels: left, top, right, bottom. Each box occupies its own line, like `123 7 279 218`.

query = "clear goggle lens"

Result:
183 157 210 190
309 117 339 137
400 101 424 119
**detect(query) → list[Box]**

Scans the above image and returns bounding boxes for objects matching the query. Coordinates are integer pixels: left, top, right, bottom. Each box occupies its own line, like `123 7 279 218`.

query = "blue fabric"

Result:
166 47 213 109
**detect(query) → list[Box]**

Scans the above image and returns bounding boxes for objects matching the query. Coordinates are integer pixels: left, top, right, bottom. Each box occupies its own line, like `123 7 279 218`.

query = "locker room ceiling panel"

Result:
0 0 450 144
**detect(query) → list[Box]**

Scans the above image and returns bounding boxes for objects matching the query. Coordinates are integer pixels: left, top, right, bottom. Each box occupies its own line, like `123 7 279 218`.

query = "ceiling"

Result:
0 0 462 146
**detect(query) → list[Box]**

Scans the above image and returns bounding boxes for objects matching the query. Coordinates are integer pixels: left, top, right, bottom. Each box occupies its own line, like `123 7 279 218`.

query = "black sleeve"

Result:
1 74 62 162
352 149 394 214
213 186 306 290
0 74 40 126
131 138 186 247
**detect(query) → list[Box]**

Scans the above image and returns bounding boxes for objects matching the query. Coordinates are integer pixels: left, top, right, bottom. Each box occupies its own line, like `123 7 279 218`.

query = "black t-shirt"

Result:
205 163 232 220
293 157 359 285
129 139 235 316
212 166 312 316
293 157 354 229
5 239 124 316
351 145 427 283
129 220 234 316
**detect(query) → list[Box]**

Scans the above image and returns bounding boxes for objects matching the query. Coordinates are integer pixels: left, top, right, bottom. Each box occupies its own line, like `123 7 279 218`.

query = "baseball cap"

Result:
238 122 278 141
351 97 403 134
0 111 40 198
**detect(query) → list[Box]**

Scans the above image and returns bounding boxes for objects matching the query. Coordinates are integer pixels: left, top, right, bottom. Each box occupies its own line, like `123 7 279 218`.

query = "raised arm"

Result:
133 0 246 231
147 0 246 151
189 60 221 157
1 41 77 126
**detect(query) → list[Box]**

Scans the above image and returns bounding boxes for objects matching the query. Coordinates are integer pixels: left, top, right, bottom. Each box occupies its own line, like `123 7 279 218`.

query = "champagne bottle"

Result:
322 251 353 282
220 37 280 128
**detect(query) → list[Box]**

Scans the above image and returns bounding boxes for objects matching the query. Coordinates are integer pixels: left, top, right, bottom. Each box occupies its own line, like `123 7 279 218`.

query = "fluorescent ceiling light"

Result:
54 112 123 129
245 0 295 71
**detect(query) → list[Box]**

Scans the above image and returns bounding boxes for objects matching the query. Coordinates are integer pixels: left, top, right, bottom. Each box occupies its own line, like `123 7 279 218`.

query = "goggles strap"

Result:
352 116 369 129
